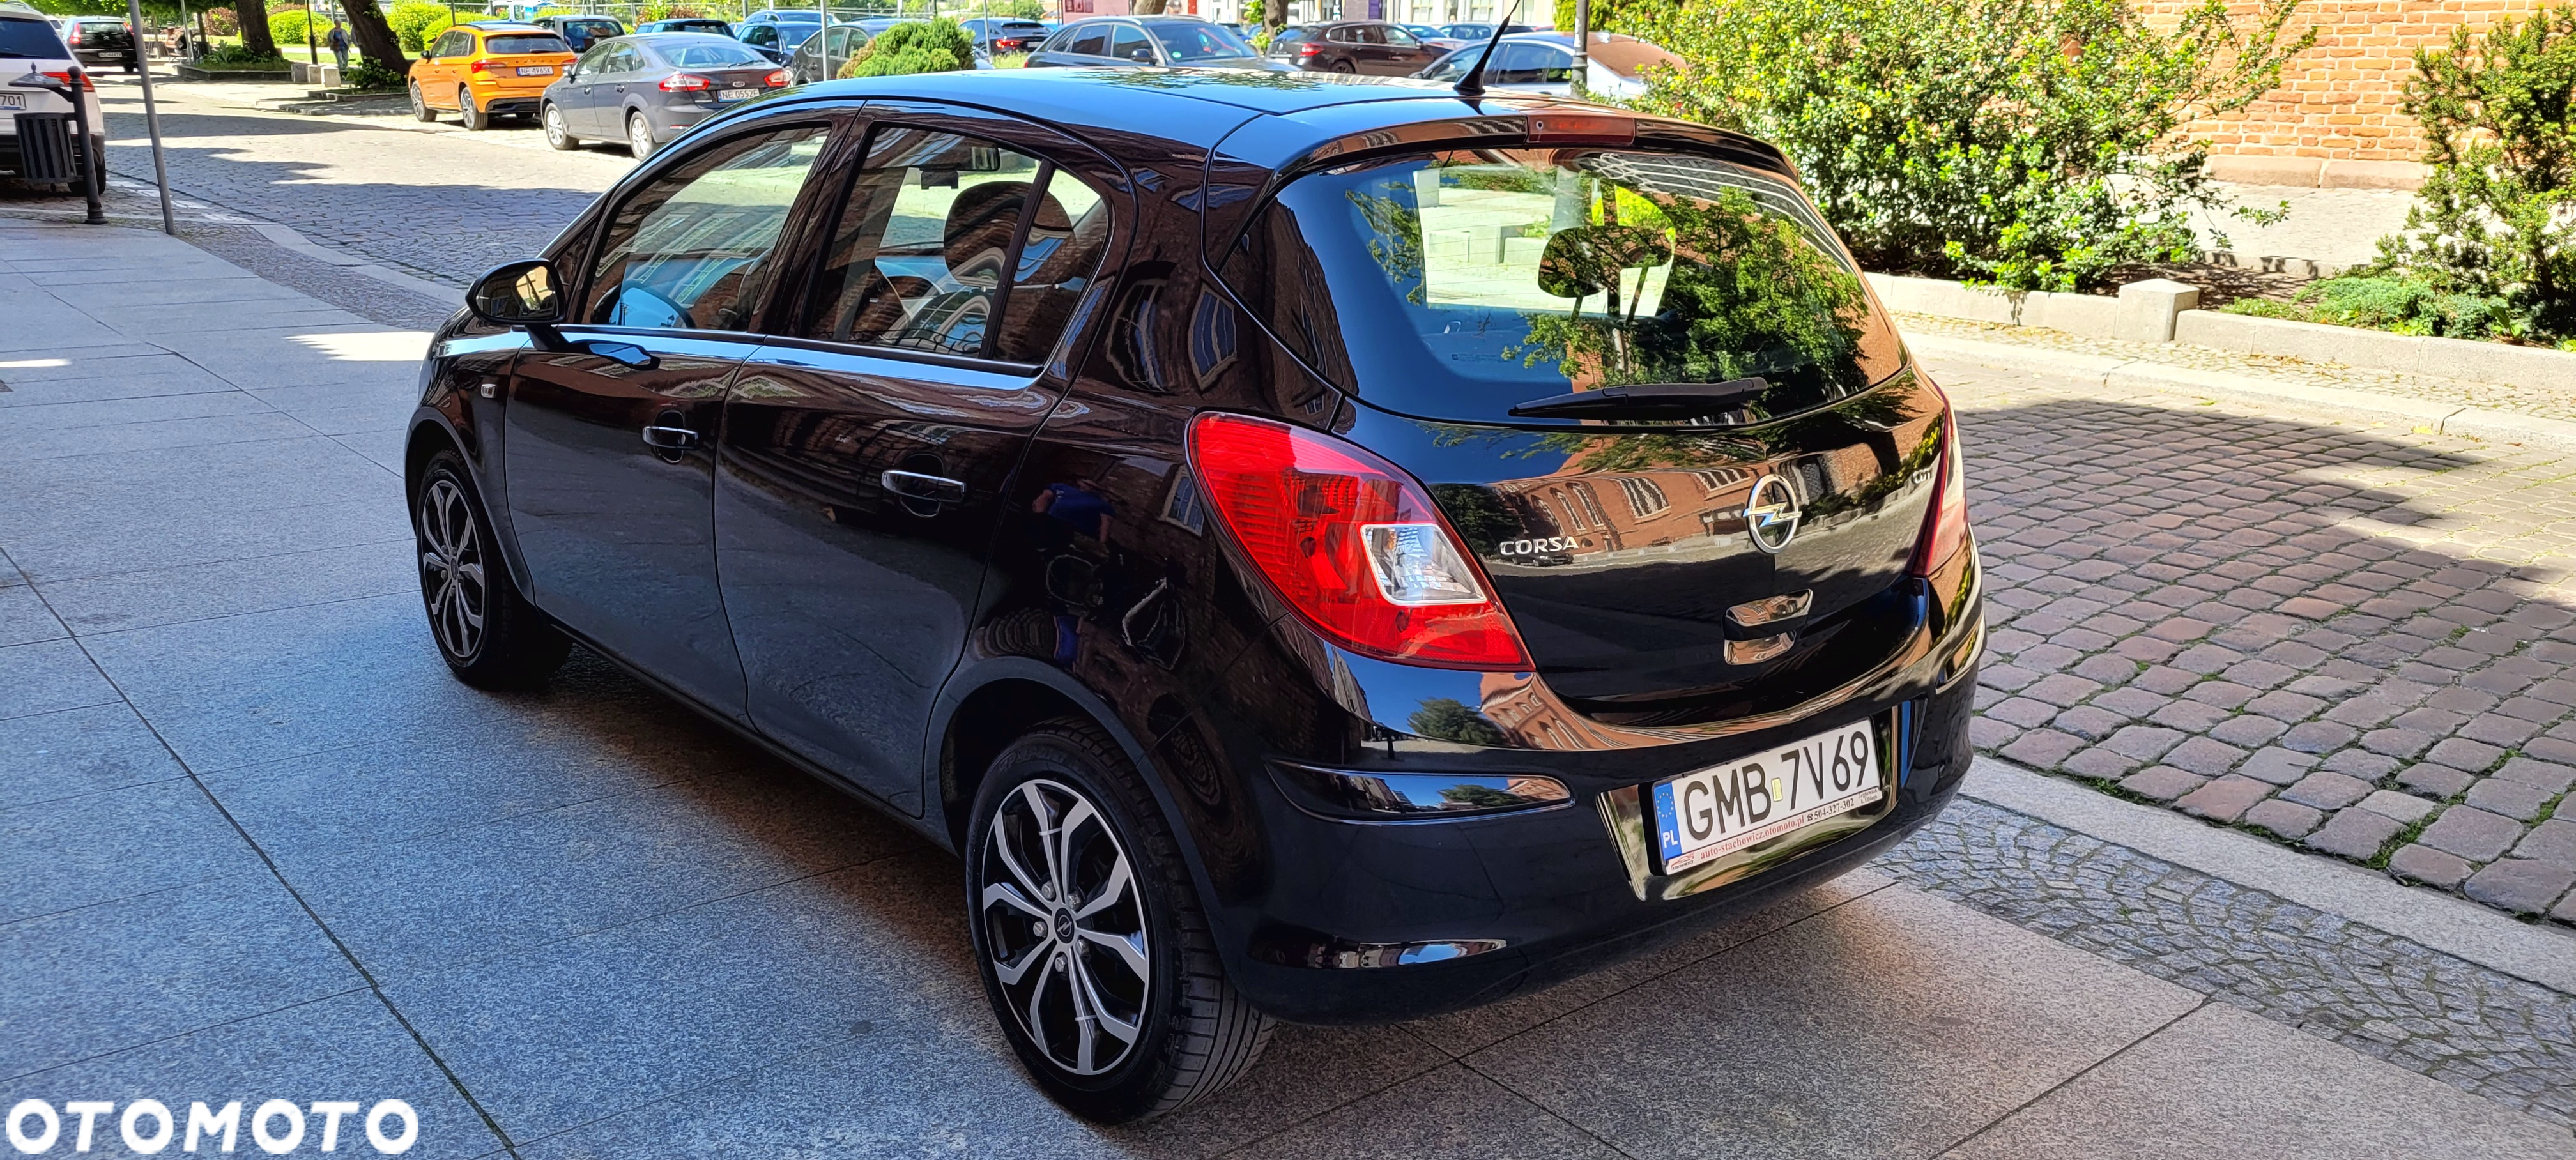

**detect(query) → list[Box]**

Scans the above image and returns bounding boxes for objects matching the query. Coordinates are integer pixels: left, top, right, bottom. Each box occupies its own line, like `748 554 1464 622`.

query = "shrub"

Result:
2372 6 2576 342
2220 274 2517 339
414 10 454 47
839 17 973 77
201 41 284 64
1607 0 2313 292
199 5 237 34
387 0 445 50
341 56 408 89
268 4 308 46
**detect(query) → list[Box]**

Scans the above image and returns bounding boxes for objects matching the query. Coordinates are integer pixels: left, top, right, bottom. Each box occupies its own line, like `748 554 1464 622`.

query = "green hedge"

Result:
268 6 310 47
839 17 972 77
387 0 445 50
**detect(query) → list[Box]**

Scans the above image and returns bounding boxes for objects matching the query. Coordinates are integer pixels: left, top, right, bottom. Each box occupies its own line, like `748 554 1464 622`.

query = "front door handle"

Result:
641 424 700 452
880 469 966 504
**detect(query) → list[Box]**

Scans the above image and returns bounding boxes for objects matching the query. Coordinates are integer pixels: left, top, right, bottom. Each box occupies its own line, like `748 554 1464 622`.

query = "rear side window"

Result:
801 126 1110 362
1065 25 1108 56
1215 148 1898 421
0 17 66 58
485 33 569 54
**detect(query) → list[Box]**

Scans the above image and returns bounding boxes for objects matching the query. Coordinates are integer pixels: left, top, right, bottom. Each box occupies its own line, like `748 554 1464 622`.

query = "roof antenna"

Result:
1453 0 1521 100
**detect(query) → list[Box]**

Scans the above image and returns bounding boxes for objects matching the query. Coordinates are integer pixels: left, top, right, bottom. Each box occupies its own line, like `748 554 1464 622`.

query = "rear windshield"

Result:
1215 148 1901 424
485 33 569 54
565 19 620 32
661 41 767 66
0 15 66 57
1151 22 1254 60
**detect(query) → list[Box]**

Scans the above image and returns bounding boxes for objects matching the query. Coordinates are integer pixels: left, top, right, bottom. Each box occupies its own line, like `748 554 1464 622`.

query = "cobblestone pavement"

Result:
88 74 630 286
1905 310 2576 424
1934 358 2576 927
1874 797 2576 1127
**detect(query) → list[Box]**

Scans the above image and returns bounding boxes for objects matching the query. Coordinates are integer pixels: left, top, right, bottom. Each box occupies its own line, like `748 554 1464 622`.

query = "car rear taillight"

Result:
765 69 790 86
660 73 711 91
66 24 80 43
469 59 490 72
42 69 94 91
1908 374 1970 578
1299 42 1321 56
1190 412 1531 669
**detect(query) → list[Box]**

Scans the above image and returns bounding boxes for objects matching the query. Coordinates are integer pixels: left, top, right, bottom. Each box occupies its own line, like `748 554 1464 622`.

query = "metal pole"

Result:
1569 0 1586 97
125 0 178 233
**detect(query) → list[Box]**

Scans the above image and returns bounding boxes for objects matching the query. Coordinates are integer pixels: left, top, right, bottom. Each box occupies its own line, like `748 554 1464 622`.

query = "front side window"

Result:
801 126 1110 363
1150 22 1254 61
1108 23 1152 62
432 30 469 57
574 41 614 72
740 24 774 47
585 125 832 331
1216 148 1897 422
602 45 641 73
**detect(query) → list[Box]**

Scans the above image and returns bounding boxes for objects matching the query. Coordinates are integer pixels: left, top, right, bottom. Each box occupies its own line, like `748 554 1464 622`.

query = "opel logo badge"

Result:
1744 475 1801 554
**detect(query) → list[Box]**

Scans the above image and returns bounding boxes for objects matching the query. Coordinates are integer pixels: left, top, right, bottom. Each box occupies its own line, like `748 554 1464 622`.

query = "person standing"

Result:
326 21 349 71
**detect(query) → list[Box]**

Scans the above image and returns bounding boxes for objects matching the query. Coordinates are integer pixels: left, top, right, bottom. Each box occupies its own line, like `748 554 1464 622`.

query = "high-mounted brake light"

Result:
660 73 712 91
1526 113 1634 145
1908 371 1971 578
1190 413 1531 669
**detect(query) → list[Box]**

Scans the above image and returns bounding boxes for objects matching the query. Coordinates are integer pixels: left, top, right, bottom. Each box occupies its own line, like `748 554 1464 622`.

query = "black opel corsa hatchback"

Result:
406 67 1983 1122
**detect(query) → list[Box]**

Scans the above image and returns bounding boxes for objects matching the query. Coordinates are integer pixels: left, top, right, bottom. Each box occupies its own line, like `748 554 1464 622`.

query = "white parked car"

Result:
0 8 107 182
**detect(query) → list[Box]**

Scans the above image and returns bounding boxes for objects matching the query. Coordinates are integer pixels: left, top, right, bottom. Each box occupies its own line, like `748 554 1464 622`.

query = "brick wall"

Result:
2149 0 2544 181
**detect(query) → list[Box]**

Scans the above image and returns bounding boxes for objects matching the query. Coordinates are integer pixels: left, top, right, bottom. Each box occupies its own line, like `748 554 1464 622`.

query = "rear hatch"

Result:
1213 132 1943 727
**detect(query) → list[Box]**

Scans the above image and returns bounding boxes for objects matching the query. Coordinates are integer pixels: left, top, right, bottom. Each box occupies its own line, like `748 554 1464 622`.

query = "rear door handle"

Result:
880 469 966 504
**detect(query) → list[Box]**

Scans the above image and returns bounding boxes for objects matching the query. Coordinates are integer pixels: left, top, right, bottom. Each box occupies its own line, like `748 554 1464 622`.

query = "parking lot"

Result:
3 73 2573 1157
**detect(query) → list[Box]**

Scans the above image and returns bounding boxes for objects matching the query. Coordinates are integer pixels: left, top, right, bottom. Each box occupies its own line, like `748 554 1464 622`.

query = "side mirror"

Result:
468 259 565 326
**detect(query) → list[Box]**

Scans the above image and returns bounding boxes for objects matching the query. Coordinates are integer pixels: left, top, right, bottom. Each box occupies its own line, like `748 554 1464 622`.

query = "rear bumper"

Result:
1217 655 1980 1024
1179 542 1986 1024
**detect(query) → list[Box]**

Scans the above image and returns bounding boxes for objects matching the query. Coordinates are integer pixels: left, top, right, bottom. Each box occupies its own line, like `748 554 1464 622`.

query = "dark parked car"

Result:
1415 31 1577 97
539 33 786 158
1282 19 1445 73
733 9 825 61
633 16 732 36
783 22 871 84
959 15 1048 53
532 13 625 52
1439 20 1536 40
57 15 133 70
1025 15 1285 70
411 68 1981 1124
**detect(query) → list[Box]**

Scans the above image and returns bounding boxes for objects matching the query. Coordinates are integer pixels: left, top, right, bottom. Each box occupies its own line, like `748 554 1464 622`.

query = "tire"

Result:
409 80 436 121
1329 59 1354 73
625 111 655 160
542 102 579 150
457 86 489 131
965 719 1273 1124
412 450 571 689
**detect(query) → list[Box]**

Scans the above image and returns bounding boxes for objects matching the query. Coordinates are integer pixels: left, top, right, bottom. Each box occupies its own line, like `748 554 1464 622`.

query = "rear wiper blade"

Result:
1507 378 1771 420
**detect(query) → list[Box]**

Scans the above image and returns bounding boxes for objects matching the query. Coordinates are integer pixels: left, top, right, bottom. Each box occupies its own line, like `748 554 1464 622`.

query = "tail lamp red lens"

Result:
765 69 790 86
1908 373 1971 578
1299 42 1322 56
1189 413 1531 669
660 73 712 91
42 70 94 91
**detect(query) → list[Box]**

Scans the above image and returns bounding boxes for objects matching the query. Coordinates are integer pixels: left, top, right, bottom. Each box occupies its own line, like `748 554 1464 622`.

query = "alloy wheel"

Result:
543 104 571 149
627 114 654 159
416 478 489 660
979 778 1151 1078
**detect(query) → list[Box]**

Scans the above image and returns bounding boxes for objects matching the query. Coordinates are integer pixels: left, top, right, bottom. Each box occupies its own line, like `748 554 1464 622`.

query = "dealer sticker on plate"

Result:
1652 720 1882 874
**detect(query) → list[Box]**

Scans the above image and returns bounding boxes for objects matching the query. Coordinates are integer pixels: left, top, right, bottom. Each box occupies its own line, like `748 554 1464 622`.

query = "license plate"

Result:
1653 720 1882 874
0 94 23 109
516 65 553 75
719 88 759 101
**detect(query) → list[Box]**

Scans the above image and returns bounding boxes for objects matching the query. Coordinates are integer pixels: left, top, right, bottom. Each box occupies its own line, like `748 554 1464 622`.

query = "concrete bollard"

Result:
2114 278 2202 343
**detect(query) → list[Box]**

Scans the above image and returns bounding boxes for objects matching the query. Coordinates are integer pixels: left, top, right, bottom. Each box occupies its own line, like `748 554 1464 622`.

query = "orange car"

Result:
408 21 578 130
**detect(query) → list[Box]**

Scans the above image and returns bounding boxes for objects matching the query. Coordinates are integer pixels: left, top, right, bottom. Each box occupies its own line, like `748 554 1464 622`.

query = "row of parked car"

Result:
404 11 1580 160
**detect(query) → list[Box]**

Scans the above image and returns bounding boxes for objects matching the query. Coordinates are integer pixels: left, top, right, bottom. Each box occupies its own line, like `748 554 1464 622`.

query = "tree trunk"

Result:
1132 0 1166 11
236 1 279 57
341 0 407 68
1264 0 1285 34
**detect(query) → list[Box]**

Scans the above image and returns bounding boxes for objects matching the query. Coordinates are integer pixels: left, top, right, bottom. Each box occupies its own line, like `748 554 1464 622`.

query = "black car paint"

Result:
407 70 1981 1025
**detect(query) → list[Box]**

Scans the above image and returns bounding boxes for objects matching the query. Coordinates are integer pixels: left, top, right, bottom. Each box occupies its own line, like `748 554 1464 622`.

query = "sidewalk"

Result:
4 217 2572 1156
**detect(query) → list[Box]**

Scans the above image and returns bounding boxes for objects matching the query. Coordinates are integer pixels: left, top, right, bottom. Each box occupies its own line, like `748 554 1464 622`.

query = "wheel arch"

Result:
930 660 1198 871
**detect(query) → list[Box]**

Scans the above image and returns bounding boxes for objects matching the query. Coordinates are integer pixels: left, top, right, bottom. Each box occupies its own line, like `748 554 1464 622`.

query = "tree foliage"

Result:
2373 5 2576 341
1406 698 1508 747
1605 0 2314 291
839 17 974 77
268 5 309 49
386 1 445 51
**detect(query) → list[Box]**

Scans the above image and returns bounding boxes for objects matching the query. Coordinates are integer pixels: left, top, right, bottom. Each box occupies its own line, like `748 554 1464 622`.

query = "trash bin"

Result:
11 112 82 185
